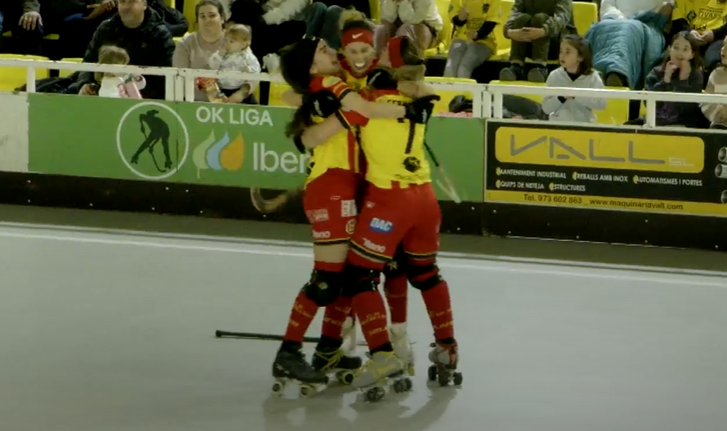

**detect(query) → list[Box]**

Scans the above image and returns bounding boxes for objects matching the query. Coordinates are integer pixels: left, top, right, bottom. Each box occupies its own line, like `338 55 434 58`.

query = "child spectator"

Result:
95 45 146 99
542 35 605 123
204 23 261 104
444 0 501 78
701 36 727 129
644 31 704 128
499 0 577 82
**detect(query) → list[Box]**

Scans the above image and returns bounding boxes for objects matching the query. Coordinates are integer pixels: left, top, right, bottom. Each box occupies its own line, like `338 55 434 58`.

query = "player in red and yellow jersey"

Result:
269 36 434 393
300 36 462 390
338 9 379 89
349 36 462 388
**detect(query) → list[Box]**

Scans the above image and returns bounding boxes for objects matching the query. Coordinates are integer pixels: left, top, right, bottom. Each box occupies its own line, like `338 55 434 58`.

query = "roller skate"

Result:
351 351 412 402
311 342 362 385
427 340 463 387
390 322 415 376
271 345 329 397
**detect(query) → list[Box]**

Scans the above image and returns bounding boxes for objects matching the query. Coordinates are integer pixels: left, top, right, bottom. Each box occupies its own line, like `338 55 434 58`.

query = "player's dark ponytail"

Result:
280 37 319 138
389 36 426 82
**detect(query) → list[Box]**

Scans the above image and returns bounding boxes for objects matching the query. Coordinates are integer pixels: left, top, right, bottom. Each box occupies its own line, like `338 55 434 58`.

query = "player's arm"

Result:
340 91 406 118
297 116 346 149
282 90 303 107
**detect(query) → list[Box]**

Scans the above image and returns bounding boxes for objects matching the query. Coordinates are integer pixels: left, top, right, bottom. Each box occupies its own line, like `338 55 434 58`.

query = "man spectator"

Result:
16 0 106 56
69 0 175 100
499 0 577 82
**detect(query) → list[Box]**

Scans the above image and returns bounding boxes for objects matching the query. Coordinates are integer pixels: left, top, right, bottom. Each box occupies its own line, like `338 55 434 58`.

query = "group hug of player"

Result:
268 10 462 402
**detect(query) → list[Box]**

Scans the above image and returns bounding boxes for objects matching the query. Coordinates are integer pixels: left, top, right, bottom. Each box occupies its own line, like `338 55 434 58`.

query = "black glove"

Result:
367 68 397 89
404 94 440 124
303 90 341 117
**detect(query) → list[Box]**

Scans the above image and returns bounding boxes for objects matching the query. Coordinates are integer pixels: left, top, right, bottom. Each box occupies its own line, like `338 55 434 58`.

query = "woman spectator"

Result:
670 0 727 77
173 0 226 102
584 0 669 89
375 0 443 54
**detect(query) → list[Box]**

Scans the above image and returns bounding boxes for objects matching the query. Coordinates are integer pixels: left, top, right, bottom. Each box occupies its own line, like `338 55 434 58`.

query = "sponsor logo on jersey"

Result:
346 219 356 234
369 217 393 233
341 199 357 217
363 238 386 253
312 230 331 239
306 209 329 223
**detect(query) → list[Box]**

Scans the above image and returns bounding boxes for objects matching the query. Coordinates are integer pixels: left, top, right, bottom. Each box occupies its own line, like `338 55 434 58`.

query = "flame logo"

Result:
192 131 245 178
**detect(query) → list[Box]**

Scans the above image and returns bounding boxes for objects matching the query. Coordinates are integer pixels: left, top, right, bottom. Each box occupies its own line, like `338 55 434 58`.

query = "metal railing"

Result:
2 57 727 128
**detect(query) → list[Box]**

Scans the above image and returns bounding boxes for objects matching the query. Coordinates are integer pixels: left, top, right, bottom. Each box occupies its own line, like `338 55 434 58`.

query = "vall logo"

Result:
495 127 704 174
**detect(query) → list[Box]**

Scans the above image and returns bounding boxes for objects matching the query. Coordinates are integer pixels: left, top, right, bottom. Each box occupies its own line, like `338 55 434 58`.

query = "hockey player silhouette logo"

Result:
130 110 172 172
116 101 190 181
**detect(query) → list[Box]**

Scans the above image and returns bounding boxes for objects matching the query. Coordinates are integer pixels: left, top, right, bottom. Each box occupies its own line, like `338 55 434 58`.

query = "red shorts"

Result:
304 168 362 244
349 182 441 265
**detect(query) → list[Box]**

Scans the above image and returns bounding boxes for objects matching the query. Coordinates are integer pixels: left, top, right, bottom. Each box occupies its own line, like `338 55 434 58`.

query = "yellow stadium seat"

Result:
424 0 454 57
164 0 176 8
0 54 51 91
425 76 476 114
488 79 629 125
268 81 293 107
369 0 380 22
573 2 597 36
58 57 82 78
3 31 58 40
490 0 514 61
184 0 202 32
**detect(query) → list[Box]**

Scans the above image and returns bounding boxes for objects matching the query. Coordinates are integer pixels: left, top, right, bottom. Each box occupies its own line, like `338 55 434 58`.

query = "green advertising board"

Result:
28 94 484 201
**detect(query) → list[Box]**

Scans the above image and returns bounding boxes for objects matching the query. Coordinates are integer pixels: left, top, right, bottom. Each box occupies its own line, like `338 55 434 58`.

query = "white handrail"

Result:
2 58 725 126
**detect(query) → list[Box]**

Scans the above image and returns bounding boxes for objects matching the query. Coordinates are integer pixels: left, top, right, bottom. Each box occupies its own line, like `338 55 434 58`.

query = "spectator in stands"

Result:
701 36 727 129
375 0 443 54
95 45 146 98
542 35 605 123
499 0 577 83
16 0 104 56
148 0 188 36
444 0 500 78
228 0 339 71
584 0 669 89
642 31 704 127
206 23 261 103
669 0 727 77
70 0 175 100
173 0 225 102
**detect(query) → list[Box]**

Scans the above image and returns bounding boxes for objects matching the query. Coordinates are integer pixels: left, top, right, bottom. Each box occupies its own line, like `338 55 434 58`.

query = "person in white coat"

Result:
375 0 443 53
542 35 606 123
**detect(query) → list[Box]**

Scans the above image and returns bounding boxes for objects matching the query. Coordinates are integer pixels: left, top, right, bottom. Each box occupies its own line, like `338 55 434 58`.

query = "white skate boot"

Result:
427 340 462 386
389 322 415 376
351 351 411 402
341 315 357 356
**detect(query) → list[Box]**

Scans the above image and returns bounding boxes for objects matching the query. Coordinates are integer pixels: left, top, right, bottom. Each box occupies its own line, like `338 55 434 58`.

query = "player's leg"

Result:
343 186 412 388
307 172 363 377
403 184 461 385
383 245 414 374
273 171 352 386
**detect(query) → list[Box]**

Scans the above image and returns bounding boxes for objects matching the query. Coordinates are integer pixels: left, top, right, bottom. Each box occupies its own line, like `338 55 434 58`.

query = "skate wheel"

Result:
404 377 413 391
337 371 355 385
392 379 407 393
299 385 313 397
365 386 385 402
272 381 284 394
437 369 449 387
452 372 463 386
427 365 437 381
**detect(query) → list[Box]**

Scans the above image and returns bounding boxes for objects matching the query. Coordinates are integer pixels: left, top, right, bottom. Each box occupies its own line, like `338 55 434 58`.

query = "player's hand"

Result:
367 67 397 89
405 94 440 124
305 90 341 117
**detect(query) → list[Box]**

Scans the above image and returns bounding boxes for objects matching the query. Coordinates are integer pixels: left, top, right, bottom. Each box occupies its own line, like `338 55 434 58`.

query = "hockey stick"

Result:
215 330 368 346
250 187 301 214
423 141 462 203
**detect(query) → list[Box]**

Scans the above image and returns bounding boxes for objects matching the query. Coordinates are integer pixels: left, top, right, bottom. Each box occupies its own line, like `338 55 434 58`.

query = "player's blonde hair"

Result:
339 8 369 30
95 45 130 82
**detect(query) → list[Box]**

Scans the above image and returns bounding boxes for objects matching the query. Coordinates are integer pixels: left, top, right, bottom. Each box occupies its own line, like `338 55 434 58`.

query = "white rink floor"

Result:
1 223 727 431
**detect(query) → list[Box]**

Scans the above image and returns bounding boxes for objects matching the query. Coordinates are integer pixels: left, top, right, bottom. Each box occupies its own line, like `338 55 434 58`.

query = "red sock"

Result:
352 291 390 351
420 280 454 341
282 290 318 343
321 295 352 340
384 274 408 324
